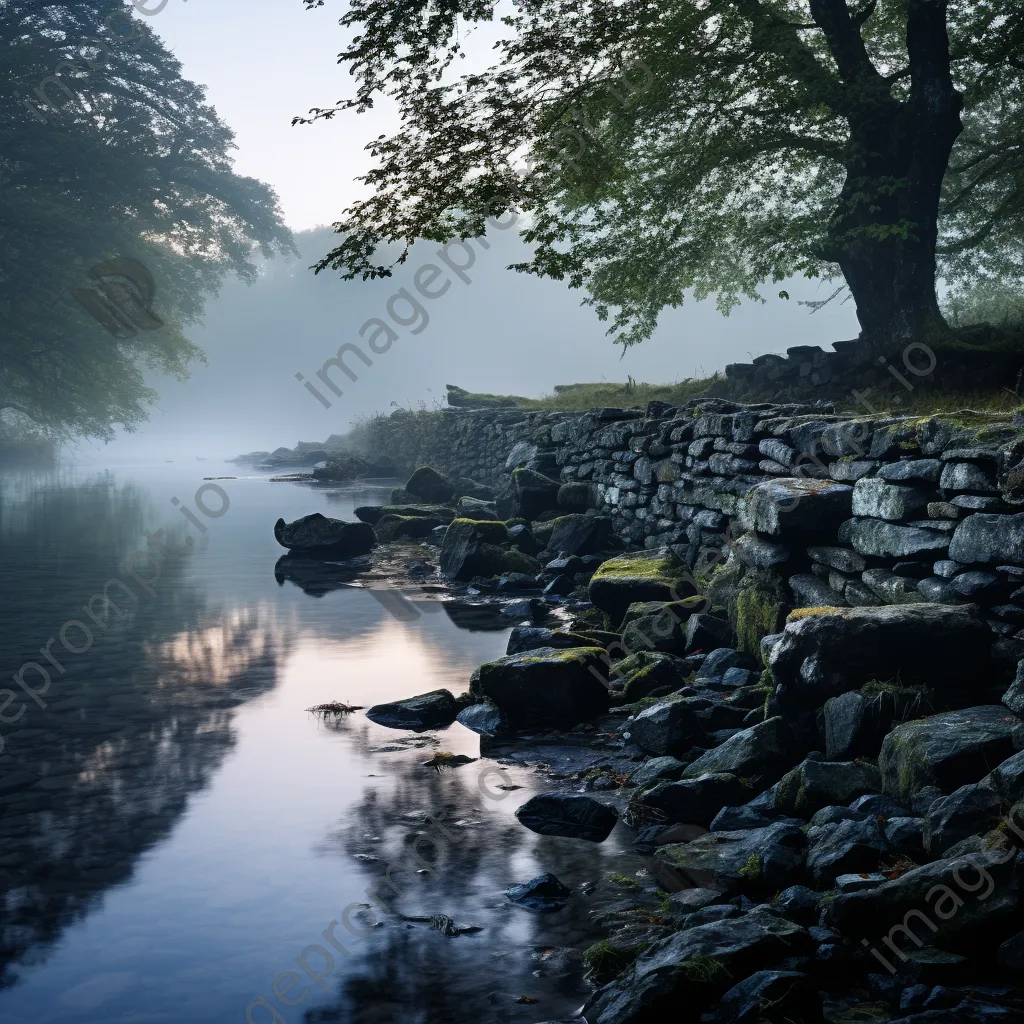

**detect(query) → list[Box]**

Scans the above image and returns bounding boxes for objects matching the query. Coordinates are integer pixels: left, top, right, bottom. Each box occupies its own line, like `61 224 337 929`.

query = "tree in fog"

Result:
0 0 294 439
299 0 1023 351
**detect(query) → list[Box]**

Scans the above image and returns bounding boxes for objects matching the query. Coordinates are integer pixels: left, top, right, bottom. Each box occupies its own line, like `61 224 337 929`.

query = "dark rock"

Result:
373 513 450 542
455 701 514 740
941 460 999 493
696 648 752 681
583 914 812 1024
950 571 1003 600
850 793 912 818
627 756 689 788
789 574 846 609
879 707 1019 804
496 467 561 520
806 816 889 887
880 460 943 484
625 773 753 828
654 822 807 895
741 478 853 538
439 519 541 581
686 614 733 655
456 495 498 519
984 750 1024 804
515 793 618 842
733 533 792 568
923 783 1003 856
629 696 715 756
548 514 615 556
507 522 543 555
366 688 459 731
809 805 869 826
354 503 455 525
505 872 571 912
405 466 456 502
274 514 377 559
470 646 610 727
854 478 934 521
824 690 910 760
707 970 823 1024
775 758 882 818
623 612 688 656
841 519 951 558
683 717 798 783
619 652 692 703
807 545 867 573
886 817 926 857
768 604 991 705
500 597 547 622
505 626 594 656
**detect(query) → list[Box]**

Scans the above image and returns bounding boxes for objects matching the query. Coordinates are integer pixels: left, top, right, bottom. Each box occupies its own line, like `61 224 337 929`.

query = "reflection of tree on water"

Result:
0 475 286 988
302 722 633 1024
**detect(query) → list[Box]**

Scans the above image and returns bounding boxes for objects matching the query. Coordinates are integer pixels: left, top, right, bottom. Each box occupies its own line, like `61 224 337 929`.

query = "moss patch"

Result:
735 572 788 664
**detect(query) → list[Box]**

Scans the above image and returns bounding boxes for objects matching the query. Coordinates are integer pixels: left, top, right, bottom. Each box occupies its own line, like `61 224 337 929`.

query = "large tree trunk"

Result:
812 0 963 353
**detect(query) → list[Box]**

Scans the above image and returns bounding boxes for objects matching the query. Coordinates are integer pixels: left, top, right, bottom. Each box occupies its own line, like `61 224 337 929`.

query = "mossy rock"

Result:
405 466 456 502
589 549 696 626
735 571 788 664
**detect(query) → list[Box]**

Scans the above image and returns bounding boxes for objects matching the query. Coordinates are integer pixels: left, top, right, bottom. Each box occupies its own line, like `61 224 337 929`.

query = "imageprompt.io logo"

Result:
72 257 164 338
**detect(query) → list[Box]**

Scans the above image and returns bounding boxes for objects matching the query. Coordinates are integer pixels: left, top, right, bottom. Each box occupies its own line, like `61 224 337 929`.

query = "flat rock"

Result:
853 478 933 521
365 688 459 731
841 519 950 558
682 717 797 783
741 478 853 538
589 548 694 624
514 793 618 842
274 514 377 558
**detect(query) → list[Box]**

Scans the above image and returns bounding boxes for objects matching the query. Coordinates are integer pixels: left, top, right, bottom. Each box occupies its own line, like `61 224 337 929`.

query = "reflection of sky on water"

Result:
0 464 641 1023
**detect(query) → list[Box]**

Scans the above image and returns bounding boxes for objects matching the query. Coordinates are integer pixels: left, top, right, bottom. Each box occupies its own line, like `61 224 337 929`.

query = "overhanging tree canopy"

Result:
0 0 294 440
299 0 1023 352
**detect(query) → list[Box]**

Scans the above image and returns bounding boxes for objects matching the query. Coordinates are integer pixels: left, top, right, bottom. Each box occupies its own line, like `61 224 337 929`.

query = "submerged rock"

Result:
470 646 610 727
365 689 460 731
505 872 571 912
515 793 618 842
273 513 376 559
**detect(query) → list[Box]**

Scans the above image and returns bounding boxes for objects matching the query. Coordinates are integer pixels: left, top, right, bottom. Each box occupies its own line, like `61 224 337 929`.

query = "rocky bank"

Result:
274 396 1024 1024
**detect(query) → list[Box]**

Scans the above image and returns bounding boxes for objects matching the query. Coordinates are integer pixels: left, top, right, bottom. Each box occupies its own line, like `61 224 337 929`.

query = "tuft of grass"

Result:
679 953 729 984
738 853 762 883
608 873 639 888
307 702 364 716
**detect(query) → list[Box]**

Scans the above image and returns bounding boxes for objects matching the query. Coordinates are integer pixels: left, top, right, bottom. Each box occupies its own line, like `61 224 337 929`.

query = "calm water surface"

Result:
0 463 638 1023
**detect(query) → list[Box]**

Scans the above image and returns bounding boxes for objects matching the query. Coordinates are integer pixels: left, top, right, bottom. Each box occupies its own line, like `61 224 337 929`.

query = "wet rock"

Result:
923 782 1003 856
775 886 822 927
696 648 752 682
456 496 498 520
741 478 853 538
880 460 943 484
685 614 732 655
505 872 571 912
629 697 714 756
625 773 753 829
354 503 455 525
1003 664 1024 716
823 689 912 760
774 758 882 818
471 646 610 728
507 523 543 556
366 689 459 731
941 460 999 493
682 717 798 784
768 604 990 705
583 912 812 1024
809 805 868 827
273 514 377 559
949 512 1024 566
806 816 889 888
500 597 547 622
623 612 687 656
589 548 695 625
984 750 1024 805
879 707 1019 804
885 817 926 857
547 514 615 556
405 466 457 502
374 513 450 542
707 969 823 1024
455 701 514 741
439 519 541 581
653 822 806 895
514 793 618 842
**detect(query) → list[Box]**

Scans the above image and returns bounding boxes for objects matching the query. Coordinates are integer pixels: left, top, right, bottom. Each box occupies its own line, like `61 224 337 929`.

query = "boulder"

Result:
495 468 561 520
547 514 615 556
685 614 733 655
438 519 541 581
879 707 1019 804
505 872 571 912
823 849 1019 952
470 646 610 727
589 548 696 625
984 750 1024 805
556 481 597 512
373 513 449 543
706 970 823 1024
456 496 499 520
741 478 853 538
273 514 377 559
823 689 916 760
629 696 714 756
682 717 797 783
623 612 688 656
627 756 689 789
806 816 889 888
768 604 991 705
950 512 1024 565
619 652 692 703
923 782 1003 856
654 821 807 895
583 914 812 1024
514 793 618 842
625 773 753 829
354 504 455 525
405 466 456 502
455 701 514 741
505 626 595 657
775 758 882 818
365 688 459 731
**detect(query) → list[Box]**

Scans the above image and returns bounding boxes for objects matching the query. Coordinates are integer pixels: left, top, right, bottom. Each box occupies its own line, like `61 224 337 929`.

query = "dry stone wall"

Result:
363 398 1024 634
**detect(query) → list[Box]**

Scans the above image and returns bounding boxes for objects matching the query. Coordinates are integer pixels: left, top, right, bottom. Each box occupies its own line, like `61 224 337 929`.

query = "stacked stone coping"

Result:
364 398 1024 632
